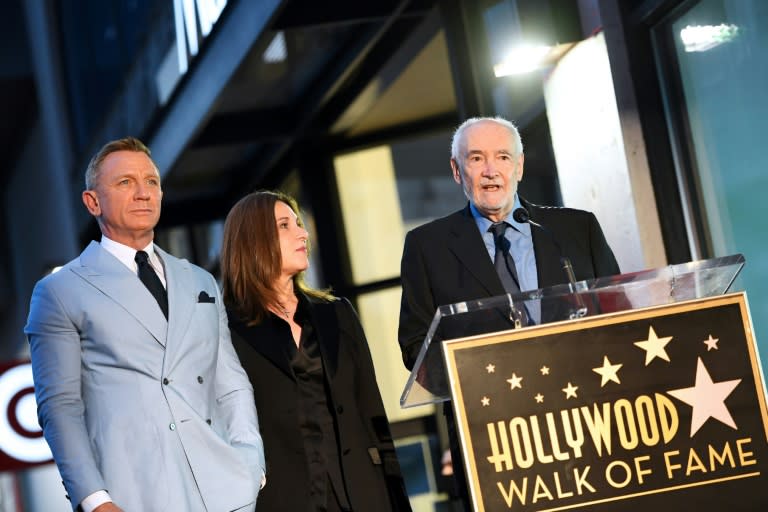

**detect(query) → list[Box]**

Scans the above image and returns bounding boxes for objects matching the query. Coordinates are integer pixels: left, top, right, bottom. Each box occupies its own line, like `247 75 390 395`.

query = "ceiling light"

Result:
680 24 739 52
263 31 287 63
493 44 554 77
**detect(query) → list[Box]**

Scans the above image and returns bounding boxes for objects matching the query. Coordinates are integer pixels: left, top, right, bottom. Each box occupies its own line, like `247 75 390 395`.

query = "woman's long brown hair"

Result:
220 190 333 324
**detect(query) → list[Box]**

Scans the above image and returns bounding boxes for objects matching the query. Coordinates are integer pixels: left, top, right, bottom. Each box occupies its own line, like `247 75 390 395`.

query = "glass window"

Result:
334 146 406 285
356 288 435 423
334 132 463 286
657 0 768 365
332 132 461 423
392 132 466 231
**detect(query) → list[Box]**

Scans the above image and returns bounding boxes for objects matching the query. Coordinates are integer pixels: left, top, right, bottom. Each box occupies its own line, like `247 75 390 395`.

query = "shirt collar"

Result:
100 235 159 271
469 194 531 236
101 235 155 255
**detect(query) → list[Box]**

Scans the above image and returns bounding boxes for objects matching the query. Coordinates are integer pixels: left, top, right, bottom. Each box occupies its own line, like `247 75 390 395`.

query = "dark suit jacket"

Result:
398 199 620 369
229 295 411 512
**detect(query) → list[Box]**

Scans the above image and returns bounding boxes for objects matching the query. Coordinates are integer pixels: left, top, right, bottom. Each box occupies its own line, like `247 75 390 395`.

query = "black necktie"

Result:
135 250 168 319
489 222 521 294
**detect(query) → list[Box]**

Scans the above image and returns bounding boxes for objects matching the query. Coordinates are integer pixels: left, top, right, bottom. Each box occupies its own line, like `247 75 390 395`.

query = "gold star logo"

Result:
506 373 523 390
667 357 741 436
486 363 496 373
534 393 544 403
562 382 578 399
592 356 623 387
703 334 719 351
481 396 490 407
634 326 673 365
540 366 550 375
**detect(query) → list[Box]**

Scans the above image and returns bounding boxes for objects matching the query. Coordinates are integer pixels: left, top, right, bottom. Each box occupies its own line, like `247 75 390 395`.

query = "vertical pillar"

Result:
596 0 670 268
438 0 495 118
13 1 80 510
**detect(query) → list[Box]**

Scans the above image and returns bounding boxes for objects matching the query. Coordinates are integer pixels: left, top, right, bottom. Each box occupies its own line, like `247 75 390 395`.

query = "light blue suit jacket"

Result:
25 241 265 511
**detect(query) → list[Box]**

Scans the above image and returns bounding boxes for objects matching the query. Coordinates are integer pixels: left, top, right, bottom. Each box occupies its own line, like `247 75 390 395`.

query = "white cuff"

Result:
80 490 112 512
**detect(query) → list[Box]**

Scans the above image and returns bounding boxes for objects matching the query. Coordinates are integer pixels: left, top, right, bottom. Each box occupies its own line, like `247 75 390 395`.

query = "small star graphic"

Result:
562 382 579 399
506 373 523 390
486 363 496 373
593 356 623 387
667 357 741 436
481 396 490 407
703 335 719 351
534 393 544 403
540 366 550 375
634 326 673 365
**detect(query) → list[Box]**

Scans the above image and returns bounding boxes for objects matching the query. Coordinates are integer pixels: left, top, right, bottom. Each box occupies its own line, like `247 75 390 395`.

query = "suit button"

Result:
206 419 212 425
336 405 344 414
169 423 176 431
163 378 169 385
197 376 204 384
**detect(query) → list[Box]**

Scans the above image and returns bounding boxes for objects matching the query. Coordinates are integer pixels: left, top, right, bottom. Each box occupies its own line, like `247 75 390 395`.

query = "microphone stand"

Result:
513 207 588 319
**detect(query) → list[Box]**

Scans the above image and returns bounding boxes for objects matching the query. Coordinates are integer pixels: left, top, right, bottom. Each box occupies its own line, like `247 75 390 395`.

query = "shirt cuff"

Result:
81 490 112 512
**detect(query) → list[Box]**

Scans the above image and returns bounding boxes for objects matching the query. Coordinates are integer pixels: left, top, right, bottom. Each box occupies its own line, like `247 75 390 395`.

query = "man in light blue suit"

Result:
25 137 265 512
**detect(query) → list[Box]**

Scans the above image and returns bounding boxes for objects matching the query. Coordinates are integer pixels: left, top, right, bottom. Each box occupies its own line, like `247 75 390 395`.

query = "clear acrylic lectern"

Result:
400 254 745 408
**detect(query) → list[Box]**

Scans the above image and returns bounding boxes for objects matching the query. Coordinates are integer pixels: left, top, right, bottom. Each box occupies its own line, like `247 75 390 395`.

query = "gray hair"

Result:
85 137 154 190
450 116 524 162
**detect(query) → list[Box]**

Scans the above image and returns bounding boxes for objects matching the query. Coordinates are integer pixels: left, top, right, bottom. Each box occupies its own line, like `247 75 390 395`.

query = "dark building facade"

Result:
1 0 766 509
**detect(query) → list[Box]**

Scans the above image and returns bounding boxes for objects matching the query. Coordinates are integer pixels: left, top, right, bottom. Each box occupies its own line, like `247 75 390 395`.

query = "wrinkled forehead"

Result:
461 121 515 155
98 150 160 179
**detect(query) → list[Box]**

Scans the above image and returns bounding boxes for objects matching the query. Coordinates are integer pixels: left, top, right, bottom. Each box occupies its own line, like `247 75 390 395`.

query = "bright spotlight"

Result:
493 44 553 77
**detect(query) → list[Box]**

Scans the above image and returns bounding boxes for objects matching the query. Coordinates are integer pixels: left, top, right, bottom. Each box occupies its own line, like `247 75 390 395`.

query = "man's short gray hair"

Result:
450 116 524 162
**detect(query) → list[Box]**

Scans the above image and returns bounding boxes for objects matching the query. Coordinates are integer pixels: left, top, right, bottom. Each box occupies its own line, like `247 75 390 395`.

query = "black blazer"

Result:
229 295 411 512
398 199 620 368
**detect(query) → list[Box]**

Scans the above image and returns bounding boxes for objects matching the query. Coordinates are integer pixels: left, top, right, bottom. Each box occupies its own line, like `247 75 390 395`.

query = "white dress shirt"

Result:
100 236 166 288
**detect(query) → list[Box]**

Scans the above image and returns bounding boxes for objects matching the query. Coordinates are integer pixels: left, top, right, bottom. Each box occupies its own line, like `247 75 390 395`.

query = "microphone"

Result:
513 206 587 318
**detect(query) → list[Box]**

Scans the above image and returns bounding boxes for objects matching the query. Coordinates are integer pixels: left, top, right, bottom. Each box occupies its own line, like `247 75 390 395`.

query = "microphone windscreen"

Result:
513 207 530 224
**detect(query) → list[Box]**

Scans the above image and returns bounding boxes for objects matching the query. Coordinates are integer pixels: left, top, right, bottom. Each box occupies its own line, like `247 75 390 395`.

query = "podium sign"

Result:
442 293 768 511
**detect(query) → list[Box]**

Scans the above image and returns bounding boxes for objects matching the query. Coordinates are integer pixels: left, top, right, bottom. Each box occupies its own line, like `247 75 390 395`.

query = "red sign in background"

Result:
0 360 52 472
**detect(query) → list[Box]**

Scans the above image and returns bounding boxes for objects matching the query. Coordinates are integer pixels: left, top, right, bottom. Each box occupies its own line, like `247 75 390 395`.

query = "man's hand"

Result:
93 503 124 512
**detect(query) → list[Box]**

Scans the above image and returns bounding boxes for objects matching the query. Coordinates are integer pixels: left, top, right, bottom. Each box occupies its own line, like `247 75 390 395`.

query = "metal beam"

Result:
272 0 416 30
437 0 495 118
225 0 422 194
324 111 457 153
147 0 284 175
331 5 443 134
191 107 294 147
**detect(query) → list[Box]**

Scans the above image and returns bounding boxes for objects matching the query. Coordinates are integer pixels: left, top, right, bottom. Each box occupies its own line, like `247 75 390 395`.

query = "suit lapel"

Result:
158 246 198 351
307 299 340 379
446 207 505 297
74 241 168 346
229 297 342 381
229 312 296 380
525 202 568 289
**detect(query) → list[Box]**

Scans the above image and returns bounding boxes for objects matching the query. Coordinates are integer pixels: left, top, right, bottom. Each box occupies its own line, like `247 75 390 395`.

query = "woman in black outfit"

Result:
220 190 411 512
